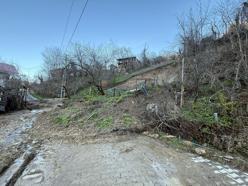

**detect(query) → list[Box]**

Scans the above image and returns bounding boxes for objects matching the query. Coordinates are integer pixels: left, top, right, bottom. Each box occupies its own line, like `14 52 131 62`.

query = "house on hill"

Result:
117 57 140 73
0 63 18 87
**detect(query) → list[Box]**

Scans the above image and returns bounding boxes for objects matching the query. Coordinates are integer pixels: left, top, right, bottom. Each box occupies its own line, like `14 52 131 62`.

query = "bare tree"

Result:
42 47 65 78
37 74 43 84
37 43 134 97
217 0 248 93
178 2 211 99
140 45 151 68
109 43 133 60
71 44 110 95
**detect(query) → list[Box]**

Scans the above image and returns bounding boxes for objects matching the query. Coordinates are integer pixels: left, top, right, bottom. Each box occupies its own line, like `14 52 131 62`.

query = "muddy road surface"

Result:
0 109 42 177
0 100 248 186
0 110 42 148
0 99 60 177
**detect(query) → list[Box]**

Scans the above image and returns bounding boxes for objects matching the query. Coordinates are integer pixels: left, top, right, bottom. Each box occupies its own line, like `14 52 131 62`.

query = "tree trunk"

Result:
96 85 105 95
180 58 185 108
63 86 71 99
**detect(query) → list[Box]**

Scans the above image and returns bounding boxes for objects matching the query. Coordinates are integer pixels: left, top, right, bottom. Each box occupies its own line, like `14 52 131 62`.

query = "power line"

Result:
65 0 89 51
60 0 75 50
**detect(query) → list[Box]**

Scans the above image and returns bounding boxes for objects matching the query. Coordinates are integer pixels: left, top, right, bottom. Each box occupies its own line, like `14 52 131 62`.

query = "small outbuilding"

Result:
117 57 140 73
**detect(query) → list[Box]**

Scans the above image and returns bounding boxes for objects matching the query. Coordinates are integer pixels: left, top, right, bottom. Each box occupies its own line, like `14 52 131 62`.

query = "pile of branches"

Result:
149 110 247 156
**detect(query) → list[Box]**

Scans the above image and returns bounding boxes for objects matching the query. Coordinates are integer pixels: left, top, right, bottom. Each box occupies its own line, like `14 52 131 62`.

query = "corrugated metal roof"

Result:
117 57 137 61
0 63 18 74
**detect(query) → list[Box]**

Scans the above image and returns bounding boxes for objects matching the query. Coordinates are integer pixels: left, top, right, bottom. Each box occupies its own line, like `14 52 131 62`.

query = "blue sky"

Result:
0 0 211 78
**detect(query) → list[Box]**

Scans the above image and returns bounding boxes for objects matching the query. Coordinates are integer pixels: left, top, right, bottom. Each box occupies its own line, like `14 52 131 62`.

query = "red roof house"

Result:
0 63 18 75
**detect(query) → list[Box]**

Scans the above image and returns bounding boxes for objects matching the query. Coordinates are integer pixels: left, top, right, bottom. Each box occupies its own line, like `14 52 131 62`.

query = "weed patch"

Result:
122 114 134 127
54 114 70 127
96 116 113 129
72 87 131 105
52 106 81 127
182 95 234 126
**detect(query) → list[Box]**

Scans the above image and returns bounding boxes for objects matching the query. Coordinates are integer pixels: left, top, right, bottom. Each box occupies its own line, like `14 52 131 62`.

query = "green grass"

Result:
122 114 134 127
53 107 81 127
55 87 132 130
88 111 99 120
168 137 183 148
96 116 113 129
76 111 99 127
72 86 131 105
107 93 130 104
182 95 233 126
72 87 99 100
31 93 44 100
54 114 70 127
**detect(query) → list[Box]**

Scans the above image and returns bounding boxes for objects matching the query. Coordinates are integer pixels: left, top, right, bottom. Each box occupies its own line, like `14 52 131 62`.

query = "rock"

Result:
164 135 176 139
224 155 234 160
183 140 193 147
148 134 159 139
142 131 149 135
146 103 159 115
57 103 64 108
195 148 206 155
20 117 25 122
120 147 134 154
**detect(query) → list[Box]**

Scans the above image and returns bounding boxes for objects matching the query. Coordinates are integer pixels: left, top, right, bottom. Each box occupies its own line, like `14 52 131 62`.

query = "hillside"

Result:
114 61 179 90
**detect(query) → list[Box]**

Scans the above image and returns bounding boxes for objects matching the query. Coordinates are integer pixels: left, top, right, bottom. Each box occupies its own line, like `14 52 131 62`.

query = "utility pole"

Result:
60 70 66 98
60 55 68 99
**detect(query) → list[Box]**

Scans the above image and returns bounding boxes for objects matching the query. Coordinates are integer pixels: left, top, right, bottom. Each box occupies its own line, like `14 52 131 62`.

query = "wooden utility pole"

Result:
60 69 66 98
180 57 185 108
60 55 68 99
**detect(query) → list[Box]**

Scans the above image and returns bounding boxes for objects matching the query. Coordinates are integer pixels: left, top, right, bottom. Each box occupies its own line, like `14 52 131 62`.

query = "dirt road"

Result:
0 101 248 186
12 136 248 186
